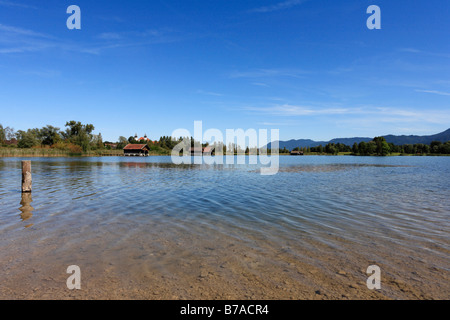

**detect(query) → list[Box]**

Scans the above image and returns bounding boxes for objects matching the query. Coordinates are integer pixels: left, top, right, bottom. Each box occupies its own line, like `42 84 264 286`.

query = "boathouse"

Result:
290 150 304 155
189 146 214 155
190 147 204 155
123 144 150 156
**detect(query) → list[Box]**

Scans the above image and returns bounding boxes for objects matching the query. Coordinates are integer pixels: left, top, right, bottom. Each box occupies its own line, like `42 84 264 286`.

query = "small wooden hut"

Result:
189 146 214 155
123 144 150 156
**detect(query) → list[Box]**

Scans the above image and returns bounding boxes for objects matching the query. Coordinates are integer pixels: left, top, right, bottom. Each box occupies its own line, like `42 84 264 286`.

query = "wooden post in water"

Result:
21 160 32 193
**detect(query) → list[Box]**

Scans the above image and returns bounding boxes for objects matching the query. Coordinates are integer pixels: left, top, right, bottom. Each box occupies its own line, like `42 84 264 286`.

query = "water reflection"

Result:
119 162 202 170
277 163 411 173
19 192 34 228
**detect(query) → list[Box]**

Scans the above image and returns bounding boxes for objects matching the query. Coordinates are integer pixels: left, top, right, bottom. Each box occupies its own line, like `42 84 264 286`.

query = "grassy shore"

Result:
1 147 448 158
0 148 123 157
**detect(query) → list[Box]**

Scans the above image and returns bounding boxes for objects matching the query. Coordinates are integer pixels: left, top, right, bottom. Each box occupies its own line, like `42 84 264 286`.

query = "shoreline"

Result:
1 153 449 158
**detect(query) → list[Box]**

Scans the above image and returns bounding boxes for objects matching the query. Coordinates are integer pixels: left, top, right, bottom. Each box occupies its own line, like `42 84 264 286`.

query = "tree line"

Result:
295 137 450 156
1 121 102 153
2 123 449 156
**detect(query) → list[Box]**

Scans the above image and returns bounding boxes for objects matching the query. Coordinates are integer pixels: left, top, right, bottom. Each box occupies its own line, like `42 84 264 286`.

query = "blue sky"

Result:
0 0 449 142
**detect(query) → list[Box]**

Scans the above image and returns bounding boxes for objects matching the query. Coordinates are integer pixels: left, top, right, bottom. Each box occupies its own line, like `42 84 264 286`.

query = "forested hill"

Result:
383 128 450 145
268 128 450 149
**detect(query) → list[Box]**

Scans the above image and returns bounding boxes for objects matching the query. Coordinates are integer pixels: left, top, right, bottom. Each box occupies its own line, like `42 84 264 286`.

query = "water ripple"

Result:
0 156 449 298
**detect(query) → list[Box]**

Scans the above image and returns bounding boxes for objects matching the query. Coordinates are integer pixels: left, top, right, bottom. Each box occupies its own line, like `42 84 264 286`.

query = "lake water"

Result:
0 156 449 299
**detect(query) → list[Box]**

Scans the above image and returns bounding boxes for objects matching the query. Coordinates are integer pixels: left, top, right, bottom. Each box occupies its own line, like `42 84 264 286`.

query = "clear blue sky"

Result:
0 0 449 142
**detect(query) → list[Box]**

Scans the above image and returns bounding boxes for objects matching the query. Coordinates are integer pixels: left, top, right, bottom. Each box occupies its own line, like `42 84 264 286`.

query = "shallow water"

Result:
0 156 449 299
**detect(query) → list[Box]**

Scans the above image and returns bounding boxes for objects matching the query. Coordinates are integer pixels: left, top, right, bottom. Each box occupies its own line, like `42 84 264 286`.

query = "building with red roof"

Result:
123 144 150 156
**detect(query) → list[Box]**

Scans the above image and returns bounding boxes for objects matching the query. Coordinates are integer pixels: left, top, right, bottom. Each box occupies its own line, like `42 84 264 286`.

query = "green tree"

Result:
389 143 399 153
440 141 450 154
39 125 61 146
430 141 442 154
327 143 338 155
0 124 5 144
358 141 368 155
366 141 376 155
404 144 414 154
63 121 95 152
381 141 390 156
117 136 128 149
352 142 358 154
95 132 104 149
16 130 39 148
372 137 388 156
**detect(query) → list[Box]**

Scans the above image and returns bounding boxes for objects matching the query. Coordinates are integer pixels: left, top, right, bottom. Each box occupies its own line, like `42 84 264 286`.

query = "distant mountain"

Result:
328 137 373 145
383 128 450 145
267 128 450 150
271 139 329 149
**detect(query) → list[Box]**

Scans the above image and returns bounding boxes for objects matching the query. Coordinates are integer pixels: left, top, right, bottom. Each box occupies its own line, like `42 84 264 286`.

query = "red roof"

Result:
123 144 149 150
189 147 213 153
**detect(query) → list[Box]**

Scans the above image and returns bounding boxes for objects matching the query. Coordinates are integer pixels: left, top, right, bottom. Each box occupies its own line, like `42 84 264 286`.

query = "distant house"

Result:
290 150 304 156
123 144 150 156
137 134 151 142
203 146 213 155
131 133 148 142
104 143 118 149
4 138 18 146
189 146 214 155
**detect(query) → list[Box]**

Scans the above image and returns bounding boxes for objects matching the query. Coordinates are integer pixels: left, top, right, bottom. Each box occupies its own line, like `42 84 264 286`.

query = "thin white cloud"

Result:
20 69 61 78
372 107 423 118
249 0 308 13
257 122 291 126
247 104 352 116
0 47 33 54
96 16 125 23
246 104 450 125
0 1 37 9
416 89 450 97
197 90 224 97
0 24 63 54
252 82 270 87
399 48 422 54
96 29 163 41
230 68 308 79
0 23 181 56
399 47 450 59
0 43 54 54
96 32 123 40
0 24 52 39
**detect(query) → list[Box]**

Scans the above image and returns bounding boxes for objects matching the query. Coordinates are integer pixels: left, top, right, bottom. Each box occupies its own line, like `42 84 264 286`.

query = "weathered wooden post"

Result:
21 160 32 193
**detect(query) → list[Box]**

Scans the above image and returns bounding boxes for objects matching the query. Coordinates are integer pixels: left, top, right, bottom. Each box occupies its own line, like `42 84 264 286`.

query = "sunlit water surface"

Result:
0 156 448 299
